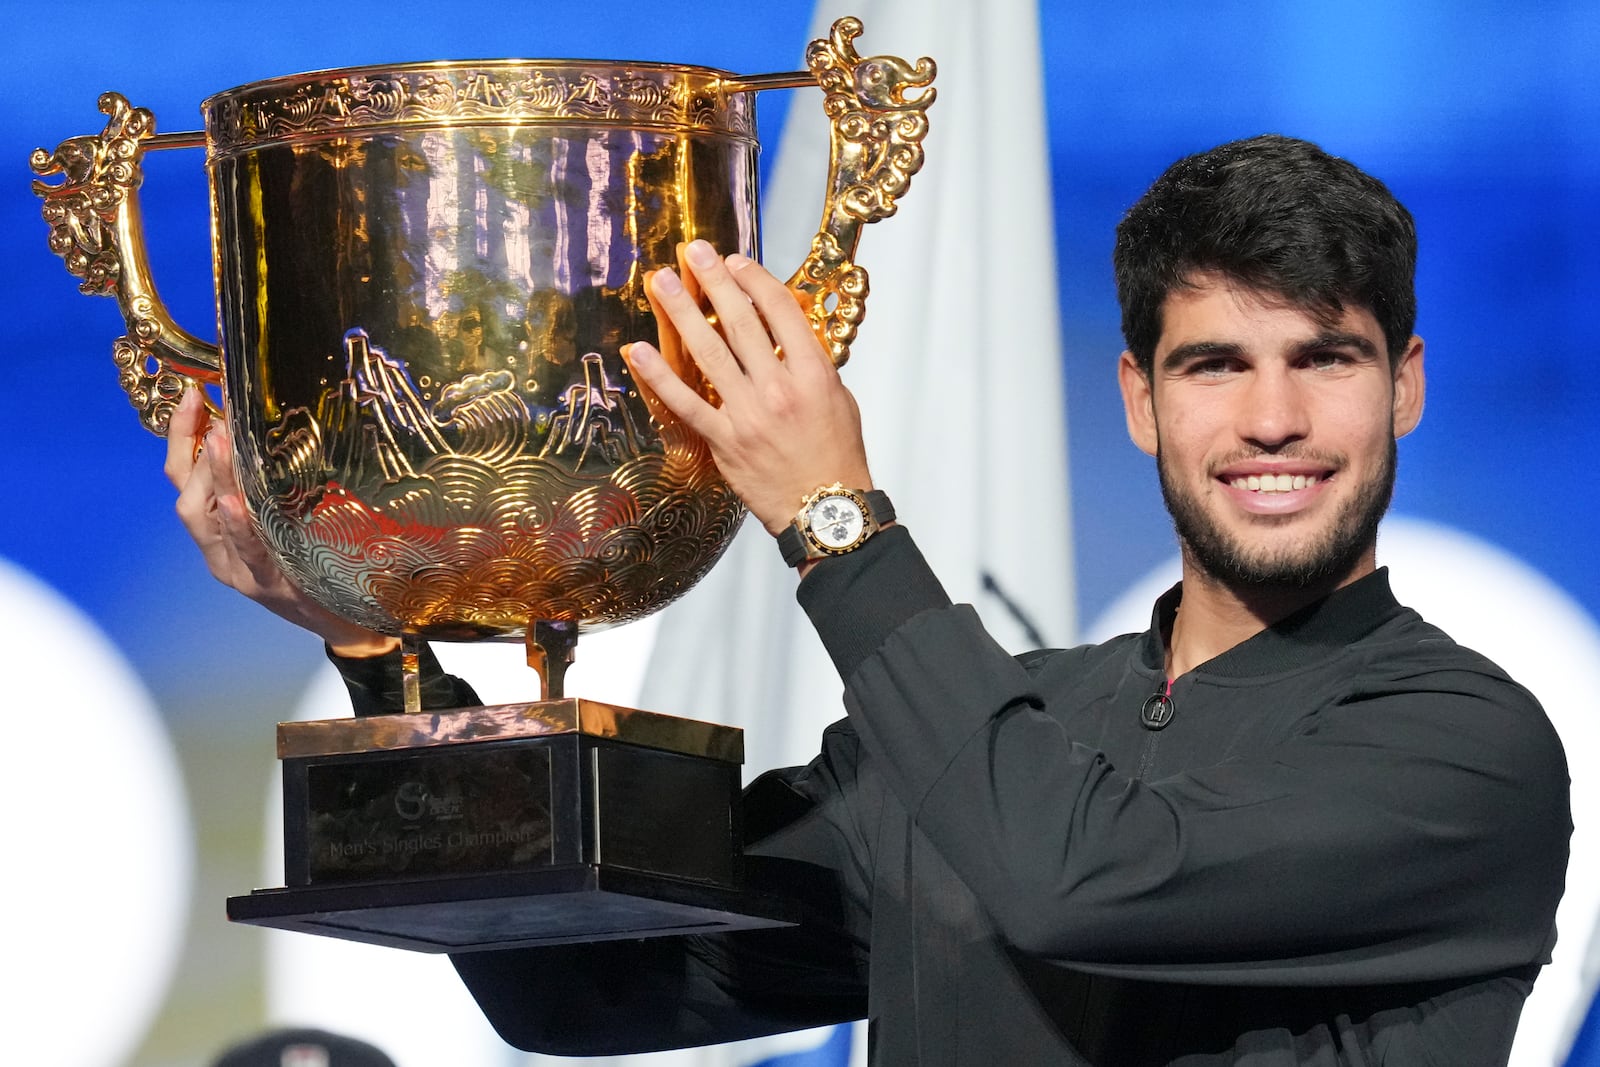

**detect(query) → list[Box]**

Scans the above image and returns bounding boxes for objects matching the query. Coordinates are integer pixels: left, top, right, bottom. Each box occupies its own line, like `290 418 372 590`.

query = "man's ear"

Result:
1392 335 1425 439
1118 351 1159 457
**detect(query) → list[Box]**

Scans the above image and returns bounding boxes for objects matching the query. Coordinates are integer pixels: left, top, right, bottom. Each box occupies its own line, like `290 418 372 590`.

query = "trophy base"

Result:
227 866 797 953
229 699 794 952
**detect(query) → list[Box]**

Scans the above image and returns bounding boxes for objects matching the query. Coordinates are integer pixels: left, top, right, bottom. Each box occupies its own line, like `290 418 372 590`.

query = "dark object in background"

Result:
210 1027 397 1067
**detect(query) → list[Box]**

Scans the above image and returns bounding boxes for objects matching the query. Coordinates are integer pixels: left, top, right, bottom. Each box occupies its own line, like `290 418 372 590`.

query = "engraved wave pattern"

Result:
257 436 742 636
438 390 531 466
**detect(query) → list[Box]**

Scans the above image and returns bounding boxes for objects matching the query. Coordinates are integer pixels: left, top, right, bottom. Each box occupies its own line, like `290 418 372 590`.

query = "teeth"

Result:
1229 474 1319 493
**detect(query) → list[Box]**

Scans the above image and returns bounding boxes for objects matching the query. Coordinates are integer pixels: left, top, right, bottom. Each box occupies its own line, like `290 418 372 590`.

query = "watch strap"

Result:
777 522 810 567
864 488 895 525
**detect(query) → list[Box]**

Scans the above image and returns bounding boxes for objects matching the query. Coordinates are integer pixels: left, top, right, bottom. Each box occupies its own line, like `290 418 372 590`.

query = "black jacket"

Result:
426 528 1570 1064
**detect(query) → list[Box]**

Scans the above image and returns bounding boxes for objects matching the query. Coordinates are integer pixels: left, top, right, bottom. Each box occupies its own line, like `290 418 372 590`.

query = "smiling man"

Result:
1117 269 1424 677
531 133 1565 1063
170 135 1572 1064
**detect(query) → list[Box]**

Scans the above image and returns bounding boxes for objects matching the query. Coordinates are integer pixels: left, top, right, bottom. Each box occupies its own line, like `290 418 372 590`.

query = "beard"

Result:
1158 439 1396 591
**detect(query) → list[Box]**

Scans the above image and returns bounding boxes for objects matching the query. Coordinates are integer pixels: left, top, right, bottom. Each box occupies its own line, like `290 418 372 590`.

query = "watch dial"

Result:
810 494 865 550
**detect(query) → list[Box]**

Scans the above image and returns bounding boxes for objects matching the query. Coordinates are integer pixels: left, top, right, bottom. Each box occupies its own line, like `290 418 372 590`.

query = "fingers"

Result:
173 408 259 594
624 341 726 440
159 389 400 653
678 241 782 379
174 418 232 583
217 488 278 590
722 253 839 381
647 262 750 399
663 241 838 387
164 386 211 490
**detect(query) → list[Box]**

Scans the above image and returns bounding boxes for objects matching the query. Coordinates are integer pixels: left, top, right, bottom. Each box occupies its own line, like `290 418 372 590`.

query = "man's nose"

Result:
1238 366 1310 449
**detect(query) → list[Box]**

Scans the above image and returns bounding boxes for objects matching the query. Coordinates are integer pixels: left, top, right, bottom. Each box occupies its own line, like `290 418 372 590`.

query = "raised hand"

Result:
164 387 399 657
624 239 875 537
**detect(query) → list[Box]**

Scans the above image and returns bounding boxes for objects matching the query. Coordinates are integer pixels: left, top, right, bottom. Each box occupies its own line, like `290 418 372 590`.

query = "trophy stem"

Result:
527 620 578 701
400 634 423 715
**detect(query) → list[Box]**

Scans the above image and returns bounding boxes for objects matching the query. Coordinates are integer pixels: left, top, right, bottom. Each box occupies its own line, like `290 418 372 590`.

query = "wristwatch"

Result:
777 483 895 567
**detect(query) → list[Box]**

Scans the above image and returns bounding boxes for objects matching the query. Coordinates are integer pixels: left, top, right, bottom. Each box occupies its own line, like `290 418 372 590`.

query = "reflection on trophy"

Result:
32 18 934 951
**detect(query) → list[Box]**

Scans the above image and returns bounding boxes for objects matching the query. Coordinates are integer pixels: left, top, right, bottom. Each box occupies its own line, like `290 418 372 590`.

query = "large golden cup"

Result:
34 18 931 680
33 19 934 953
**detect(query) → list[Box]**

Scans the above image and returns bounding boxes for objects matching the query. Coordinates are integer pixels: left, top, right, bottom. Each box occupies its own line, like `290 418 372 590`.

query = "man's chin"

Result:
1160 441 1396 595
1182 536 1373 591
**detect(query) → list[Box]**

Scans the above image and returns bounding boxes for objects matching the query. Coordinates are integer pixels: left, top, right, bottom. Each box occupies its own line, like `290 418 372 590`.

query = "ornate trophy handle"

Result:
31 92 221 435
730 18 937 368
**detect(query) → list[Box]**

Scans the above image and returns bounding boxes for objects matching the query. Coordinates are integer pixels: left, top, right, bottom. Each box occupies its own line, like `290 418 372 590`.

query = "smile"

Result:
1228 473 1322 493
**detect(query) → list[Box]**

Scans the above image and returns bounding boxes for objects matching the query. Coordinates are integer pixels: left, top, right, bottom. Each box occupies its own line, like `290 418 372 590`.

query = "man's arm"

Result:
805 528 1570 986
625 243 1570 988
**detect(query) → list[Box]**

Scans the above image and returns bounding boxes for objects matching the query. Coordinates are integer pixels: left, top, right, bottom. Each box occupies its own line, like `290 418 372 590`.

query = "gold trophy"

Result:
32 19 934 952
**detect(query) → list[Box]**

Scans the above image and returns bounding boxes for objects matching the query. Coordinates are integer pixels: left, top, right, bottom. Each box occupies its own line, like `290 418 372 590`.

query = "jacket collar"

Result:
1138 567 1409 679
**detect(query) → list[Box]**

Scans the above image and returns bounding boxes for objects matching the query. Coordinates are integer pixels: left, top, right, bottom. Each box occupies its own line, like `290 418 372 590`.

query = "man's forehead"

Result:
1157 271 1379 350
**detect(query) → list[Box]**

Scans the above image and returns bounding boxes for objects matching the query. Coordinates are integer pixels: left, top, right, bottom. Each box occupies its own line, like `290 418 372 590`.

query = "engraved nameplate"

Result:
304 746 555 882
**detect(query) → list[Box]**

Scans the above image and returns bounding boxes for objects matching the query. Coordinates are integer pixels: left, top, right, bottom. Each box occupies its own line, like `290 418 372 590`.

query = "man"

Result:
170 135 1569 1063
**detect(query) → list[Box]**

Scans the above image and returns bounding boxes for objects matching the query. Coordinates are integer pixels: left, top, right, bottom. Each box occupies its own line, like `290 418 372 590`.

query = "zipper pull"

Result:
1141 678 1175 730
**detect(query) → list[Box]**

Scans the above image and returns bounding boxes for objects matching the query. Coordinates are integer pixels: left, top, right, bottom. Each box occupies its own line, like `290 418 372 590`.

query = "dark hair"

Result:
1114 134 1417 378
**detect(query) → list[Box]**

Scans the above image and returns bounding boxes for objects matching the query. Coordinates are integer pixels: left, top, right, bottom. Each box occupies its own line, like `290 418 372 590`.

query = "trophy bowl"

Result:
34 17 934 670
33 17 934 952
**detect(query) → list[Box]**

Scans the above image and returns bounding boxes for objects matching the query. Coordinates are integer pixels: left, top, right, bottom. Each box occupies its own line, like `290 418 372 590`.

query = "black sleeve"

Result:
801 530 1571 987
324 642 481 717
450 720 872 1055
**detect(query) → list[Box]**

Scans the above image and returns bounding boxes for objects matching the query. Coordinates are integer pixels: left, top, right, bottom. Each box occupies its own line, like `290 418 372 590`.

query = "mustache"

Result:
1203 446 1347 476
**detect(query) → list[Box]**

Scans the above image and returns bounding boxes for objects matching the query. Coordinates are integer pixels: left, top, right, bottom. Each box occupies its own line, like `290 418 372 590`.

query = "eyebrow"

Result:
1160 332 1380 373
1295 331 1380 359
1160 341 1240 373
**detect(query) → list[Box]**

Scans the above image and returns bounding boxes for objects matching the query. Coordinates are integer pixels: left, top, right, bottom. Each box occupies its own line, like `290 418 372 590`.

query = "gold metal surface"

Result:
30 93 221 434
202 60 764 153
277 698 744 763
32 18 935 647
784 17 936 366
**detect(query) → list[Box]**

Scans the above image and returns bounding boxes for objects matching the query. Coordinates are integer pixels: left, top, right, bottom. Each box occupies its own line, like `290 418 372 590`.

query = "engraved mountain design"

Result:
258 329 740 638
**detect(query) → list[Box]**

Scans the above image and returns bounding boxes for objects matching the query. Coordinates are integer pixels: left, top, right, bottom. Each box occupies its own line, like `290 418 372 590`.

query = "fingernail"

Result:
726 253 752 271
625 342 658 367
652 268 684 295
685 240 718 268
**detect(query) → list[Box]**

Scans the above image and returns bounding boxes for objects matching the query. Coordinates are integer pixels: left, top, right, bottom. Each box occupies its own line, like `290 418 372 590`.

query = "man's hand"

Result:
164 387 399 658
623 240 875 537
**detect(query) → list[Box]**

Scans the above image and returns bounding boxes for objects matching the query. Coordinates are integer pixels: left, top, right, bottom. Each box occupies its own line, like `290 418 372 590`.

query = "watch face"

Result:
808 493 866 551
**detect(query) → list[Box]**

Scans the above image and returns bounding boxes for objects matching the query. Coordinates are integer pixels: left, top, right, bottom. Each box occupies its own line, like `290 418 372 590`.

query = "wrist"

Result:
777 483 895 568
316 613 401 658
325 632 402 659
286 599 400 658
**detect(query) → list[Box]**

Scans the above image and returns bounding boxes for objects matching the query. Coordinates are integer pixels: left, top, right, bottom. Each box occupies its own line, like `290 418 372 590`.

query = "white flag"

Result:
628 0 1075 1063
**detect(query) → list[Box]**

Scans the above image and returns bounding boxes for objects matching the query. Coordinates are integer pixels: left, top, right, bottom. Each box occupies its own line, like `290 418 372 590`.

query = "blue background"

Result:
2 1 1595 1063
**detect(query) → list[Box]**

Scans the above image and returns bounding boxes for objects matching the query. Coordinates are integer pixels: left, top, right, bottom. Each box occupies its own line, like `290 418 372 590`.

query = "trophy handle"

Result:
31 92 221 435
728 17 936 368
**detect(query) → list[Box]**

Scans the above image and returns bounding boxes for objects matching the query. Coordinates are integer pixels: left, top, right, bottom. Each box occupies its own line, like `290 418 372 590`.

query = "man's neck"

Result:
1165 552 1375 678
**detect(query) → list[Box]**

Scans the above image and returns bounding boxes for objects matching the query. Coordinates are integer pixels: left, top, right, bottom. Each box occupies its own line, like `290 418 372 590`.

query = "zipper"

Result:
1135 677 1173 779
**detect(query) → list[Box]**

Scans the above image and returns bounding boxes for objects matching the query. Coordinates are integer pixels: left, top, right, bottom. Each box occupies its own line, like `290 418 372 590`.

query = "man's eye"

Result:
1306 352 1349 371
1191 358 1236 376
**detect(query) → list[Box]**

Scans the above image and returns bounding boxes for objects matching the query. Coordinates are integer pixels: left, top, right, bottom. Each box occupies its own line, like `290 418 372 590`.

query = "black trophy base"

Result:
230 699 794 953
227 865 797 953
